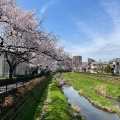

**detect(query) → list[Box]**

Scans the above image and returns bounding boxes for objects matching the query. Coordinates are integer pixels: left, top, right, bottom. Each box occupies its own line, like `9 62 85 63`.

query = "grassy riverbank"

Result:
62 72 120 115
35 76 82 120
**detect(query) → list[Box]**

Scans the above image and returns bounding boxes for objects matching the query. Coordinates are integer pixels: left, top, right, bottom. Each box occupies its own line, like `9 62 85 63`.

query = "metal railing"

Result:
0 75 50 120
0 73 45 94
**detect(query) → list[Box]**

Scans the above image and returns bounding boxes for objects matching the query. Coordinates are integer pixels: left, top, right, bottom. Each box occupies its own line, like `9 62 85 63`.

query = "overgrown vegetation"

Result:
23 76 51 120
35 77 76 120
0 76 50 120
62 72 120 115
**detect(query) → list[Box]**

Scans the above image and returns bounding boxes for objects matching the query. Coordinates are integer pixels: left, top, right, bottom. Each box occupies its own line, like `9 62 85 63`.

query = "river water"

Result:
63 86 120 120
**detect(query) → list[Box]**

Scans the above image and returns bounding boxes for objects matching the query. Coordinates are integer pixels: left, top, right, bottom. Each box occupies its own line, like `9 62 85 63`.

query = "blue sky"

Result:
17 0 120 62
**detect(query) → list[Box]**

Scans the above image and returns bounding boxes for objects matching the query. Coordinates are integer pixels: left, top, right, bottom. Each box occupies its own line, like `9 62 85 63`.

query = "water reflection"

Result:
63 86 120 120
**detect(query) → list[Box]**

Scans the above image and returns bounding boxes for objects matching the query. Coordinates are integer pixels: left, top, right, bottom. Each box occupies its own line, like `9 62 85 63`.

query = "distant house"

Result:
108 58 120 74
87 58 95 71
89 62 101 73
0 54 29 78
88 58 95 65
101 62 108 71
80 62 88 72
88 61 108 73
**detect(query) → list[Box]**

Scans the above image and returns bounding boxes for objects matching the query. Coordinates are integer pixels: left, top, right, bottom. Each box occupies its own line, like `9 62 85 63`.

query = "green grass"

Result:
24 76 51 120
62 72 120 114
34 76 53 120
24 88 47 120
36 77 75 120
0 78 6 80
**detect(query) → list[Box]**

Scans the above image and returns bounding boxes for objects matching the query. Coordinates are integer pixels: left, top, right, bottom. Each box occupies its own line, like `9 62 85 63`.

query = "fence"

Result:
0 75 51 120
0 71 48 100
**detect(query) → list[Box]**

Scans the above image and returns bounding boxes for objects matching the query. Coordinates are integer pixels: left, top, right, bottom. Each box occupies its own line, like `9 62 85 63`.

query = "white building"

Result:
109 58 120 74
0 54 29 78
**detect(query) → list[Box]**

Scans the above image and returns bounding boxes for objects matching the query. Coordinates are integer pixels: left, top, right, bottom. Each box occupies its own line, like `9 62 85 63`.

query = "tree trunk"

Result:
9 68 14 78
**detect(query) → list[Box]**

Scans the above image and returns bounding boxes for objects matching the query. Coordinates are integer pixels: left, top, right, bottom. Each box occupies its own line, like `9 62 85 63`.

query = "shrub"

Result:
104 65 111 73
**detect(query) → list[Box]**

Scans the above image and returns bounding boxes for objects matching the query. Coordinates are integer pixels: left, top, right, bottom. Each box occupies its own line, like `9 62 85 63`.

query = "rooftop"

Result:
108 58 120 63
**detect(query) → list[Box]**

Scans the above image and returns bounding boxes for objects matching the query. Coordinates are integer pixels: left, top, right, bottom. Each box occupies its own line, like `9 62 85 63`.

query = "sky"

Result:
17 0 120 62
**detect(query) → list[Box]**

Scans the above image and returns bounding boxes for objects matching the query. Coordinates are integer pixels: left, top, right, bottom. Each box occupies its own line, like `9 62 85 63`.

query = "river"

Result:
63 85 120 120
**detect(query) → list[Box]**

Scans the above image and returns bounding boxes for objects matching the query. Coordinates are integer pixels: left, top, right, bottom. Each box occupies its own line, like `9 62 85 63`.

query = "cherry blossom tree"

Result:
0 0 72 78
0 0 41 77
32 41 72 72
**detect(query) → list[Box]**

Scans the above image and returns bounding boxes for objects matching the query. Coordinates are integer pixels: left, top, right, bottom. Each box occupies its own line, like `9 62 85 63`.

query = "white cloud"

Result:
40 0 58 15
71 28 120 61
70 0 120 61
100 0 120 27
40 5 48 15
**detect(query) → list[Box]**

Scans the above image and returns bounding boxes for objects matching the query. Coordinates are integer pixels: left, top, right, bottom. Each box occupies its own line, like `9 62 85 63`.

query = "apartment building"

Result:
72 56 82 72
